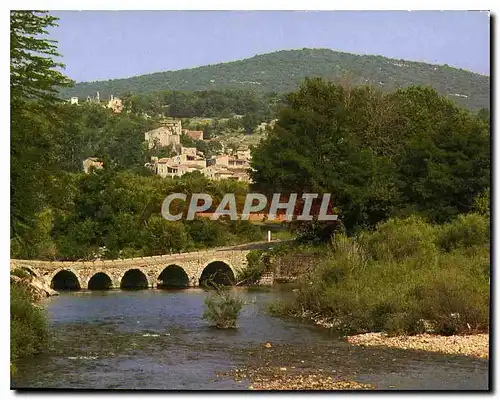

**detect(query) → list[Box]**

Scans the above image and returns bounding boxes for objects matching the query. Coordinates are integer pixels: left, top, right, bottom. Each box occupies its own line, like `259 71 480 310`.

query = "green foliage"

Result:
11 10 73 250
59 48 489 110
181 134 222 158
11 268 31 279
202 284 244 329
13 169 268 260
11 283 49 365
251 78 490 236
437 213 490 252
271 213 490 336
140 215 190 256
473 188 490 216
11 11 73 104
407 263 489 335
237 250 267 284
241 113 260 135
360 216 438 264
110 89 282 123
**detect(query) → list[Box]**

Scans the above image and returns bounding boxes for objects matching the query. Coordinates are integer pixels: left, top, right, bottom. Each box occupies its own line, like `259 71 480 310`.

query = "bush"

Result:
270 215 490 336
360 216 438 264
237 250 267 284
437 213 490 252
202 284 244 329
473 188 490 216
11 268 31 280
11 283 49 365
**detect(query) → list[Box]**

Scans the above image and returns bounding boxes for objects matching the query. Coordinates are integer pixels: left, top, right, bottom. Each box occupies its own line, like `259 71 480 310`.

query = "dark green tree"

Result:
241 113 260 135
11 11 72 251
250 78 490 236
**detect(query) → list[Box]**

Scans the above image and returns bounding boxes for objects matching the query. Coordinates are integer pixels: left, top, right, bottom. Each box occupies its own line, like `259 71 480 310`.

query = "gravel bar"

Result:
346 332 489 359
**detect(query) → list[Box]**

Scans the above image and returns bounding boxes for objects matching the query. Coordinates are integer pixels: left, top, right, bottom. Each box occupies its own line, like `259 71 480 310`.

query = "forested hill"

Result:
59 48 490 110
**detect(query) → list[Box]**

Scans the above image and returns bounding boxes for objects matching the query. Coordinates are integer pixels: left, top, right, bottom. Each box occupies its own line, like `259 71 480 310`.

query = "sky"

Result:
49 10 490 83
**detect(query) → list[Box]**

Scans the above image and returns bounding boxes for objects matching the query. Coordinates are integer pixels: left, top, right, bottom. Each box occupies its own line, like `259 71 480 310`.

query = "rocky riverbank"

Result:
347 332 489 359
10 274 57 303
303 312 489 359
218 341 377 390
218 334 489 391
246 374 374 390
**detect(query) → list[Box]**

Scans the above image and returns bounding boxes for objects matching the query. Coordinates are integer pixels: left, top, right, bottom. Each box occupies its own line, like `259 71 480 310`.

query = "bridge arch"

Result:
120 268 149 290
199 260 236 287
50 268 81 291
88 272 113 290
158 265 189 289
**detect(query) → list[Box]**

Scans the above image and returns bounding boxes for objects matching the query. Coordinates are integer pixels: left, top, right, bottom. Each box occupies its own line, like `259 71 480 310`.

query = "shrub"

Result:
473 188 490 216
226 220 264 242
237 250 267 284
11 268 31 280
11 283 49 365
407 255 490 335
437 213 490 252
270 214 490 336
202 284 244 329
360 216 438 264
268 300 296 317
383 313 414 336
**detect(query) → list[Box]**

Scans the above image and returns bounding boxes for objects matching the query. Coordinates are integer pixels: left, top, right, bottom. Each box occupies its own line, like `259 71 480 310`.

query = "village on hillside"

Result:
74 93 262 182
143 118 253 182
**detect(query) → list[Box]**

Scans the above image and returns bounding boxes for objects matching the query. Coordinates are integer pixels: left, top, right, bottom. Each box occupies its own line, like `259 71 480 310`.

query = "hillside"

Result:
60 48 490 110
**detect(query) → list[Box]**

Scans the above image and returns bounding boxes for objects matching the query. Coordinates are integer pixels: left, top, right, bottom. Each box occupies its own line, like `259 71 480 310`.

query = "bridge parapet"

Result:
10 240 285 289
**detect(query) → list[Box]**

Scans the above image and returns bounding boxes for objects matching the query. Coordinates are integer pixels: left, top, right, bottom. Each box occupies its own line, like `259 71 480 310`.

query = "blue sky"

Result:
49 10 490 82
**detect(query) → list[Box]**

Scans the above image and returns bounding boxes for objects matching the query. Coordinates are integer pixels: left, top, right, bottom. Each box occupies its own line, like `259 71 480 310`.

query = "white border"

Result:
3 2 495 399
3 2 496 11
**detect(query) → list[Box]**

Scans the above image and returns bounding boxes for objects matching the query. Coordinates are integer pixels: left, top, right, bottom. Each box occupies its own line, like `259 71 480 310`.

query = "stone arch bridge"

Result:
10 241 279 291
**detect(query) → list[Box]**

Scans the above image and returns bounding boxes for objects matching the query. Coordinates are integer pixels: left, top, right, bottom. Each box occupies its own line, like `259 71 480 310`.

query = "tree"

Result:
241 113 260 135
250 78 490 236
11 11 72 104
390 86 490 222
11 11 73 249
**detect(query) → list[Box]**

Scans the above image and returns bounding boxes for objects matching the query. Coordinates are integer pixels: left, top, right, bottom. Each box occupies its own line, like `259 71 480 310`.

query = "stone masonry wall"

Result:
10 244 263 290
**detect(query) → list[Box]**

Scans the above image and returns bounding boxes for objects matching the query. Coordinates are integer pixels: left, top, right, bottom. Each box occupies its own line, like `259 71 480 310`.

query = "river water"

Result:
12 288 489 390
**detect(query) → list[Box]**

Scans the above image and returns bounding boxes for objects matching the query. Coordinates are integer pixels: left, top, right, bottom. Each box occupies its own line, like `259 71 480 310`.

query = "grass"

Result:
11 282 49 372
269 214 490 336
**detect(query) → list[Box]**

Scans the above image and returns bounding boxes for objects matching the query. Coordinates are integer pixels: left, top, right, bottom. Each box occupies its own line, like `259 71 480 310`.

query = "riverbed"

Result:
11 288 489 390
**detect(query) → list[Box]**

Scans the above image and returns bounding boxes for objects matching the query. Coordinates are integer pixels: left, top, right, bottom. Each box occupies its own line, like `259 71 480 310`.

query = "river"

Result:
12 288 489 390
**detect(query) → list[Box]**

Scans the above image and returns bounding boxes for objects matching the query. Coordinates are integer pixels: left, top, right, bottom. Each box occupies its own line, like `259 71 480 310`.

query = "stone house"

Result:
207 155 229 167
183 130 204 141
236 149 252 160
228 156 250 169
144 119 182 151
157 159 204 178
107 95 123 113
202 165 251 182
180 147 198 159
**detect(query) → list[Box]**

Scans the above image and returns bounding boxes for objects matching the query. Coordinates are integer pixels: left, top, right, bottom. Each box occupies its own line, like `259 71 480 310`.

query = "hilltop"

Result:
59 48 490 110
